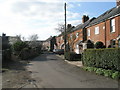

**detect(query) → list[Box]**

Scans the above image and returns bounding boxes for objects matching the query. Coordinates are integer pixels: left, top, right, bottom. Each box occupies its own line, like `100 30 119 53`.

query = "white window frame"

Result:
95 26 99 35
70 34 72 40
87 29 90 36
61 36 62 41
76 32 79 38
110 19 115 33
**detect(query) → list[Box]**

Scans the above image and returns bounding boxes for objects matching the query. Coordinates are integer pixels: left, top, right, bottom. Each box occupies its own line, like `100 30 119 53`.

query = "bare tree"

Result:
55 23 65 33
55 23 74 34
28 34 38 41
28 34 39 47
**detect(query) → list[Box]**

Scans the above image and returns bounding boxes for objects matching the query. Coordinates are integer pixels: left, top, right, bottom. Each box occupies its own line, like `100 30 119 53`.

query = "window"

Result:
110 39 116 48
95 26 99 35
110 19 115 33
61 36 62 41
76 33 79 38
70 34 72 40
87 29 90 36
103 26 105 29
118 39 120 48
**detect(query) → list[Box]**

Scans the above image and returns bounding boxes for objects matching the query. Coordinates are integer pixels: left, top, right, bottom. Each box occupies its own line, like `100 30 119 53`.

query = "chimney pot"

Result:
82 15 89 23
117 0 120 6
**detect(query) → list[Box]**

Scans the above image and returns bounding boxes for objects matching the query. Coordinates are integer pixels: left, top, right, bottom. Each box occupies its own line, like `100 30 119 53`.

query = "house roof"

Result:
69 17 96 33
87 5 120 27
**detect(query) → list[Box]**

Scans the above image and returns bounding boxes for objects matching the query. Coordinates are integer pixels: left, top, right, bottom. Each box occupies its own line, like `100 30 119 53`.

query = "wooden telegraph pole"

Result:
64 3 67 52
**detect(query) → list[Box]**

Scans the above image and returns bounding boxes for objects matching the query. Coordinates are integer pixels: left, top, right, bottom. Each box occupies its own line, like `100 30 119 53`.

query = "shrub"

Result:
112 71 120 79
86 40 94 48
95 41 104 48
12 41 28 52
83 48 120 71
83 66 120 79
103 70 113 77
96 68 104 75
65 52 81 61
19 48 39 60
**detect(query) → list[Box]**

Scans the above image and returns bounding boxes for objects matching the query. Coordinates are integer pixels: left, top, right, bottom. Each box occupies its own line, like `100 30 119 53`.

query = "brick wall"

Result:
106 16 120 47
87 22 106 45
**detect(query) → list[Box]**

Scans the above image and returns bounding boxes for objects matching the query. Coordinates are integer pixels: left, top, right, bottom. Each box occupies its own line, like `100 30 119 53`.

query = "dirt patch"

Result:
2 55 32 88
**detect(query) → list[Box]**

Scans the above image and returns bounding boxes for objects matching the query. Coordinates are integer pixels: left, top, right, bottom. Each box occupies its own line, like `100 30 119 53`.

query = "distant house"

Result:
9 36 21 45
42 36 57 51
56 34 64 49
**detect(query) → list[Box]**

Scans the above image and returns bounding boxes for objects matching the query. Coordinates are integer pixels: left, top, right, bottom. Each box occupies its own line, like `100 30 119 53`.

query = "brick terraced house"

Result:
46 1 120 53
86 2 120 48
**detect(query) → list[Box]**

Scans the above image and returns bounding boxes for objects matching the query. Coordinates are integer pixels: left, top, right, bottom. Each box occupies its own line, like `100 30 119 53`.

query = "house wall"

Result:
67 29 83 53
87 22 106 45
106 16 120 47
56 35 64 49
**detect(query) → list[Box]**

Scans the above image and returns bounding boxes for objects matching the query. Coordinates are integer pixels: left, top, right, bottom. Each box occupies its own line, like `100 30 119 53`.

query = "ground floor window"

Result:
118 39 120 48
110 39 116 48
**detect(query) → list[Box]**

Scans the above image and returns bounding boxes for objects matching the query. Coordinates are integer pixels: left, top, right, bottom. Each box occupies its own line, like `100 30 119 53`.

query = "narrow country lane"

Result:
26 52 119 88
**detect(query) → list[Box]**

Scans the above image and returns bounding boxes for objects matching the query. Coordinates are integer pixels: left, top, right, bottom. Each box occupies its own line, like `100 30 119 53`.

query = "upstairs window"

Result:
95 26 99 35
61 36 62 41
87 29 90 36
76 32 79 38
110 19 115 33
70 34 72 40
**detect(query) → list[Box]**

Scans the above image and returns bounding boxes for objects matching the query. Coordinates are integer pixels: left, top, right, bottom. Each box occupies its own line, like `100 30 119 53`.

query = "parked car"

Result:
53 49 64 55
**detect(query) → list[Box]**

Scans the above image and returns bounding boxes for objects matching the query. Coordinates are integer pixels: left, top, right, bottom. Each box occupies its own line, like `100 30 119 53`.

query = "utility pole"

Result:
64 3 67 52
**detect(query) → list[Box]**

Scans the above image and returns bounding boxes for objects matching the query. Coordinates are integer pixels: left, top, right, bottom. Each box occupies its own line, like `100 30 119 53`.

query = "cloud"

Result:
77 4 81 7
0 0 115 40
67 20 82 26
0 0 65 40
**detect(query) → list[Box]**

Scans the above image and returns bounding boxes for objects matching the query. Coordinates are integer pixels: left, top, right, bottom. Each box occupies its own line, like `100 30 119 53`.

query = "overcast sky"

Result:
0 0 116 40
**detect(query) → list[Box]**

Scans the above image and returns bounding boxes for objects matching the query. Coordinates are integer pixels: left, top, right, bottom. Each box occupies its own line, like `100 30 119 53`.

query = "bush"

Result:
19 48 39 60
83 66 120 79
86 40 94 48
112 71 120 79
83 48 120 71
2 49 11 63
12 41 28 52
65 52 81 61
95 41 104 48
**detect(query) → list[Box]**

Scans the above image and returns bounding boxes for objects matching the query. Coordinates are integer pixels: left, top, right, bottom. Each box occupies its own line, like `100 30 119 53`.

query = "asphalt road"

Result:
27 52 119 88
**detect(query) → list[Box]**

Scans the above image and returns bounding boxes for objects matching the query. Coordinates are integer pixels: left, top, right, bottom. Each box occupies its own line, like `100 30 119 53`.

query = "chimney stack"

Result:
116 0 120 6
82 15 89 23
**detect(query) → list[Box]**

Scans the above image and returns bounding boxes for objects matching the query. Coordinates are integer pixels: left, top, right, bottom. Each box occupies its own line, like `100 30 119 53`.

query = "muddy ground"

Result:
2 55 32 88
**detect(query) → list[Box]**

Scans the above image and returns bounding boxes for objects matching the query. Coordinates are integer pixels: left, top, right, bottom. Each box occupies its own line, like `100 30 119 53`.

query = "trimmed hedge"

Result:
82 48 120 71
65 52 81 61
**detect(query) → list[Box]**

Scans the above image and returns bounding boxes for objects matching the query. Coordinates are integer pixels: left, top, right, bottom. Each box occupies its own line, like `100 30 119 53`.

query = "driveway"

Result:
27 52 119 88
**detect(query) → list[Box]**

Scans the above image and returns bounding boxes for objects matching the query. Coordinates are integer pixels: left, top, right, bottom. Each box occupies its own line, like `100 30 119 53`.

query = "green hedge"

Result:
65 52 81 61
82 48 120 71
